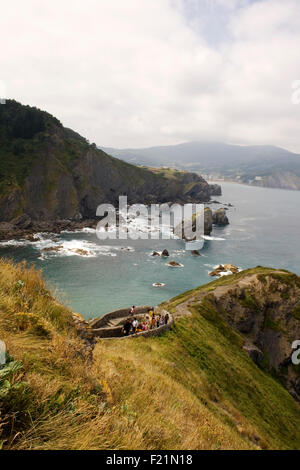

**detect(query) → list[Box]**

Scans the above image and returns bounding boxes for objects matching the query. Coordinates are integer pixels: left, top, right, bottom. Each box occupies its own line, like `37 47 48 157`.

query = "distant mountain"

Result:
102 142 300 191
0 101 220 233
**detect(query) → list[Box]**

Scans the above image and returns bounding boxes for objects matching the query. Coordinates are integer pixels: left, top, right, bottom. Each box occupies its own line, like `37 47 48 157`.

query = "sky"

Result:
1 0 300 152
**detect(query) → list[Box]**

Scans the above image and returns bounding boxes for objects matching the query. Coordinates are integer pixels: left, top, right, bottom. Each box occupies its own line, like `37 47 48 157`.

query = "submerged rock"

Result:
42 246 64 253
167 261 184 268
24 234 40 242
191 250 201 257
72 248 89 256
152 251 161 257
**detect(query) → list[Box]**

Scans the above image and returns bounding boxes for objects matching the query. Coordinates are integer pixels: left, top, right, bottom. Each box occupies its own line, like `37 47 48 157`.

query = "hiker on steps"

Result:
130 306 135 316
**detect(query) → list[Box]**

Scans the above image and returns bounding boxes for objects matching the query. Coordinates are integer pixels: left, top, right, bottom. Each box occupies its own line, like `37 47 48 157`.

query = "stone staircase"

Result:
73 306 174 341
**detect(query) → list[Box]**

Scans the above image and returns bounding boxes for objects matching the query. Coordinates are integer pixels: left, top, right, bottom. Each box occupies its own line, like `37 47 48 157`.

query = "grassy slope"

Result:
0 261 299 450
145 166 190 179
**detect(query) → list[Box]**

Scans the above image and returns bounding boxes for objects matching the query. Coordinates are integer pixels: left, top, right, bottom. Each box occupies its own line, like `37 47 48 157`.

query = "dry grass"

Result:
0 259 299 450
90 340 256 450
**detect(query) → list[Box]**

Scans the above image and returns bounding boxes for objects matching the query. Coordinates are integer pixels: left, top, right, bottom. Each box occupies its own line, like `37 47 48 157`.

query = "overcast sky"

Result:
1 0 300 152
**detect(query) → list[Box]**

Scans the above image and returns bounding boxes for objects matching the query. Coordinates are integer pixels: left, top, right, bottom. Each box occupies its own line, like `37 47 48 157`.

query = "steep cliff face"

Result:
0 101 220 226
167 267 300 403
250 171 300 191
211 270 300 401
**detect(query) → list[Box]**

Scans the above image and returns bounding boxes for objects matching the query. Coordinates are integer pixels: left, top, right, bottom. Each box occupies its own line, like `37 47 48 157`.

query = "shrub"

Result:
14 312 51 338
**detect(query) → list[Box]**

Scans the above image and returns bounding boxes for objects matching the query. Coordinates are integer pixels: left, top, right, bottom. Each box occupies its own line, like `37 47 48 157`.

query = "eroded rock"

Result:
209 264 239 277
167 261 184 268
212 208 229 226
152 251 161 257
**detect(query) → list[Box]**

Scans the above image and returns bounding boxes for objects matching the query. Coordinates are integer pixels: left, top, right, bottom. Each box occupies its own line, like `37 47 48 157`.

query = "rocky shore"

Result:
0 215 99 242
0 204 231 242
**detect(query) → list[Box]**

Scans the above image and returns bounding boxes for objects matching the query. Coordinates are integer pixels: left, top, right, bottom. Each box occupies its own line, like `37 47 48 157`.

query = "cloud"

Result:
1 0 300 152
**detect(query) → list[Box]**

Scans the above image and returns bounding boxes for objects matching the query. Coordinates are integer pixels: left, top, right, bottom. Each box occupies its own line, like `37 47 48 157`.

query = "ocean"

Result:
1 182 300 320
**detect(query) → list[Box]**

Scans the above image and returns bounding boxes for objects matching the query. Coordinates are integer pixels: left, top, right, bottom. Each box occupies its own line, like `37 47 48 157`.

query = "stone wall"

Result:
93 326 123 338
89 305 154 329
98 315 174 340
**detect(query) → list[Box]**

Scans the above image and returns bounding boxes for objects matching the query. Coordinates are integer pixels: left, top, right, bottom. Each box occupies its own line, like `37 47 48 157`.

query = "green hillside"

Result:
0 101 219 224
0 260 299 450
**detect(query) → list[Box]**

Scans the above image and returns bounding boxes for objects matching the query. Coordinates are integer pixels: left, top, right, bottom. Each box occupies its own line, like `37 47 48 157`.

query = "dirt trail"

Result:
173 291 208 319
173 271 290 318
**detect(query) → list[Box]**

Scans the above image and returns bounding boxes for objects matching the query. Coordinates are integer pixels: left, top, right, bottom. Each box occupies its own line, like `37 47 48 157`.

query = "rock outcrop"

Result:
210 270 300 401
174 207 213 240
168 267 300 403
191 250 201 257
209 264 239 277
0 101 221 240
204 208 213 236
212 208 229 226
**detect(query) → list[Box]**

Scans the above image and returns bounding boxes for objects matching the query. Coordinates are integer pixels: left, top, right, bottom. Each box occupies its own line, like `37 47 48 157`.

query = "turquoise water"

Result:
1 182 300 319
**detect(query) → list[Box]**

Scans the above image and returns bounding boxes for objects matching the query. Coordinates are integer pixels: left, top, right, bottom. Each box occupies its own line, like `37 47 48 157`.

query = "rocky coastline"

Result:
0 203 231 242
0 216 99 242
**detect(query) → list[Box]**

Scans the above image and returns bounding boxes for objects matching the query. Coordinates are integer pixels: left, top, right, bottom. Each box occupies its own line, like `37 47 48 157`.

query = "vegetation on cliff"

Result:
0 260 299 450
0 101 220 224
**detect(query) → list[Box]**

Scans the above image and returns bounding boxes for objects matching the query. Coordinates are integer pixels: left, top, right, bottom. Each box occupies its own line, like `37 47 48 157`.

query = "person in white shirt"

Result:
132 318 139 334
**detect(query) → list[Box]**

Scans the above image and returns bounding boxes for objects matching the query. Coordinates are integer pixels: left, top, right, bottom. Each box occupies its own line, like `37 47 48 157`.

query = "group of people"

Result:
122 306 170 336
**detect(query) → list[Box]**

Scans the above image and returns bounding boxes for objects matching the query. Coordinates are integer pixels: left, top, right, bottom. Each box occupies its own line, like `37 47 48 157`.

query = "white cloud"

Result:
1 0 300 152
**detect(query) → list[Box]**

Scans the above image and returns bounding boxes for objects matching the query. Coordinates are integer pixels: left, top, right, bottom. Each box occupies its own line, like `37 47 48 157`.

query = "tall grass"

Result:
0 260 299 450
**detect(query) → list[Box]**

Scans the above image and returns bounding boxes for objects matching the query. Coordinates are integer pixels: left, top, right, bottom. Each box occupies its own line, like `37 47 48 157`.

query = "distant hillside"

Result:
103 142 300 191
0 101 220 230
1 260 300 449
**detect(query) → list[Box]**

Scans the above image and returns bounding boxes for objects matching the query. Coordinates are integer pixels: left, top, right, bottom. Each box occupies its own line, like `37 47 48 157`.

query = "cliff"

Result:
0 101 220 237
0 260 299 450
166 267 300 402
249 171 300 191
104 141 300 192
